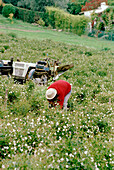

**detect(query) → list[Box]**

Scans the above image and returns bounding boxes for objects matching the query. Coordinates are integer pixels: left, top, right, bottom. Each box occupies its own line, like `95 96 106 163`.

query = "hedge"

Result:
45 7 89 36
14 7 35 23
2 4 16 17
2 3 42 23
108 1 114 6
14 7 43 23
0 5 3 14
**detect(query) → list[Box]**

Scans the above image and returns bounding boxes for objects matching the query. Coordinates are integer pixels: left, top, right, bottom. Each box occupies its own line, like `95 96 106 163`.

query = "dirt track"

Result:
0 26 44 32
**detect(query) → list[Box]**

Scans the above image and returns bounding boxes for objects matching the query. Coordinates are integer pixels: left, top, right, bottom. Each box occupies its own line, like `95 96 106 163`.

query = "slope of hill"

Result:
0 14 114 51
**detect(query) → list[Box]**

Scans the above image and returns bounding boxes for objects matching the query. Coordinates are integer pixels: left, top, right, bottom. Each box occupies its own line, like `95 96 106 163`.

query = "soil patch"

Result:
0 26 45 32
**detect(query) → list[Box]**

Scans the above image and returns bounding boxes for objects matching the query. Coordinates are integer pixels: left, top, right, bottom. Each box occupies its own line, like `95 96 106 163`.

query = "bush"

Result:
67 2 81 15
0 47 5 53
2 4 16 18
0 5 3 14
45 7 89 36
97 70 107 77
98 31 104 38
37 18 45 26
108 1 114 6
8 32 17 38
14 7 35 23
14 7 42 23
88 32 94 37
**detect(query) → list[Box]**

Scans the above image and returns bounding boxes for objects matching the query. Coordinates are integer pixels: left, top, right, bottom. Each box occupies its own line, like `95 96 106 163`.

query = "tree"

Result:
17 0 55 12
67 2 81 14
54 0 69 9
3 0 20 6
17 0 31 9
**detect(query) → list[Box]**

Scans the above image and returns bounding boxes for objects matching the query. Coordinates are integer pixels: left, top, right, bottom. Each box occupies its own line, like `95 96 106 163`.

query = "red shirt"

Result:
48 80 71 108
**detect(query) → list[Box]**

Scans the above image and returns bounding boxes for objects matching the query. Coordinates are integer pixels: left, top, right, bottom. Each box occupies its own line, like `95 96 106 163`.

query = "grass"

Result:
0 14 114 51
0 15 114 169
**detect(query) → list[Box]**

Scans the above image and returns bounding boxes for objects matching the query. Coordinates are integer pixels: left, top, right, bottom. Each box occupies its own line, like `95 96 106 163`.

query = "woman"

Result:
46 80 72 109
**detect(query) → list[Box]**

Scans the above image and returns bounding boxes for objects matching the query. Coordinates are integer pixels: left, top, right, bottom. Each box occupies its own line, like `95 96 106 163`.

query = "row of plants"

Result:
0 3 42 23
0 32 113 169
0 2 90 35
44 6 89 35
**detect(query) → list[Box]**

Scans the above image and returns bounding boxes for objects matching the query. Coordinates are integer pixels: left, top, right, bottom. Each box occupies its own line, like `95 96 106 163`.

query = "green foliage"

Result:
45 6 89 35
67 2 81 15
8 32 17 38
0 47 5 53
3 0 20 6
14 7 35 23
8 91 19 103
17 0 55 12
0 4 3 14
37 18 45 26
108 1 114 6
97 70 107 77
2 4 16 18
3 44 10 50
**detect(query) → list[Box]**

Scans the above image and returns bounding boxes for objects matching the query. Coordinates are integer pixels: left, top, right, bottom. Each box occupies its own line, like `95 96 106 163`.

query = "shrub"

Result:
97 120 111 133
8 91 20 103
2 4 16 18
67 2 81 15
3 44 9 50
97 70 107 77
7 32 17 38
0 4 3 14
14 7 41 23
14 7 35 23
108 1 114 6
9 99 30 116
88 32 94 37
0 47 5 53
37 18 45 26
98 31 104 38
0 133 11 158
45 7 89 36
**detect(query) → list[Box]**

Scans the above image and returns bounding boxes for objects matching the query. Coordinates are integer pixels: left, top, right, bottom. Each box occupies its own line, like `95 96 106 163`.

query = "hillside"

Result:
0 14 114 51
0 23 114 169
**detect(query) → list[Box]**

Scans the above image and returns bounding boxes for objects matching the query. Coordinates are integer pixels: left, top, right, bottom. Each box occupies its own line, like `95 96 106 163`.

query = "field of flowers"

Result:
0 32 114 169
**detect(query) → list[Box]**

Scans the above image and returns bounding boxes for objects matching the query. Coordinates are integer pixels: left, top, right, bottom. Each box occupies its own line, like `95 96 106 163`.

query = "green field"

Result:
0 14 114 51
0 15 114 169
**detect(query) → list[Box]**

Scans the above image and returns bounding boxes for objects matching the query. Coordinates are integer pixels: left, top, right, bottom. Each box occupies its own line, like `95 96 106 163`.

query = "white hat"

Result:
46 88 57 100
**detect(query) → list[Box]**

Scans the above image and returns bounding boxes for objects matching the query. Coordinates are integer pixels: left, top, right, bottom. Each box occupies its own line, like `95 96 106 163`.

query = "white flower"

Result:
2 165 5 169
41 149 44 153
66 165 69 168
84 151 88 155
7 123 10 126
91 157 94 162
66 158 69 162
60 158 64 161
56 122 59 126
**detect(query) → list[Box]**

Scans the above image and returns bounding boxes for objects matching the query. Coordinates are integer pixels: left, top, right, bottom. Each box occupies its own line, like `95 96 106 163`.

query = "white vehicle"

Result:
12 61 36 83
